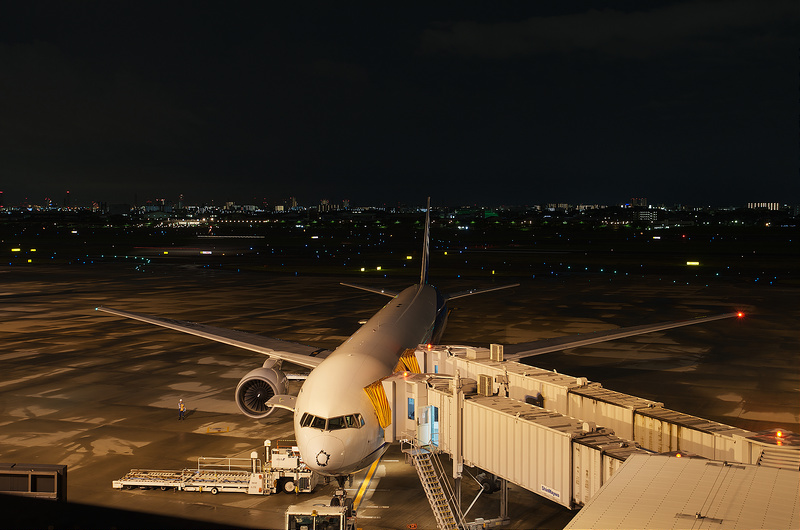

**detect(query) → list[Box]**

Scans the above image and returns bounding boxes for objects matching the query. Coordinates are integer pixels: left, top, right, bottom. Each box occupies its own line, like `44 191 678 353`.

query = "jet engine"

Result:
235 358 288 418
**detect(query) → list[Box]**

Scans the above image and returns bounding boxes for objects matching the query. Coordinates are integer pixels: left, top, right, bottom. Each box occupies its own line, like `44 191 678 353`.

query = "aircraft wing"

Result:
503 312 742 361
339 283 400 297
446 283 519 300
96 307 327 370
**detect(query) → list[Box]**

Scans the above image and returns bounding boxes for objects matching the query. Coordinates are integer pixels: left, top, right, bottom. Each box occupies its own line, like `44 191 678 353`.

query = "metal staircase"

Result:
405 442 463 530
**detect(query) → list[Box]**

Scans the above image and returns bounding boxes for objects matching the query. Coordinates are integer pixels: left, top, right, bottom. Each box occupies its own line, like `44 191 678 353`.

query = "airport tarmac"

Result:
1 263 798 529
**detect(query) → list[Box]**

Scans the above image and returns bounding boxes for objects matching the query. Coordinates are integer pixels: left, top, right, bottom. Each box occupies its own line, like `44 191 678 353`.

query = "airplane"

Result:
96 198 742 500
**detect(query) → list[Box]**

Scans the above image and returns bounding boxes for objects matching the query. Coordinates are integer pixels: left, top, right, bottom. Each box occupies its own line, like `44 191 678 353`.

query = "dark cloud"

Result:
0 2 797 207
419 0 799 58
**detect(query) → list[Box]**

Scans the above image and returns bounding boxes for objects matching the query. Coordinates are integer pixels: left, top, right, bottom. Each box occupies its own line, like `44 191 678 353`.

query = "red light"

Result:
777 431 783 438
426 343 433 350
403 371 408 377
737 312 745 318
676 453 682 458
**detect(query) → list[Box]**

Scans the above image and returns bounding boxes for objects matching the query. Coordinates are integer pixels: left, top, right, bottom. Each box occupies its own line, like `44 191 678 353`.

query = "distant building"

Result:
631 197 647 207
637 210 659 223
747 202 780 210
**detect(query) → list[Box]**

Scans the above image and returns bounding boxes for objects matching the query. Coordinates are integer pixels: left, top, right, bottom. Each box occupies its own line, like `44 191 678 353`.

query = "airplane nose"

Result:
305 435 345 472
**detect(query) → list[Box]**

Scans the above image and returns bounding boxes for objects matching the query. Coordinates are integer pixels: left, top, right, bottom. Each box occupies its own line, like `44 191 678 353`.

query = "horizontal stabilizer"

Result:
446 283 519 300
266 394 296 412
504 312 742 361
340 283 399 298
95 307 327 370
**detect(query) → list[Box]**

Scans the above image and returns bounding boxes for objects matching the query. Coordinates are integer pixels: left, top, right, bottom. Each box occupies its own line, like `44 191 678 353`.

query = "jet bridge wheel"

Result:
211 487 219 495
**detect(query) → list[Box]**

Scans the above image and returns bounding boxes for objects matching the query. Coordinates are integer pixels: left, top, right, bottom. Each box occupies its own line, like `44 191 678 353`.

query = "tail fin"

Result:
420 197 431 285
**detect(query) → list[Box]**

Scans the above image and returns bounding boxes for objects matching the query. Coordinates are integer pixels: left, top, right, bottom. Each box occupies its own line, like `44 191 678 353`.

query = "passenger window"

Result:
311 416 327 430
328 416 346 430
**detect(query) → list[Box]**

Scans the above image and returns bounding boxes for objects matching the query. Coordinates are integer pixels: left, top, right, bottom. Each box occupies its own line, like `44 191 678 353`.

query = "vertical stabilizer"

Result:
420 197 431 285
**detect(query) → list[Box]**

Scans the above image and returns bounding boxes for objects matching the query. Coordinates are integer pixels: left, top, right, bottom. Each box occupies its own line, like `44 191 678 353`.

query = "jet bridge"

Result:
371 344 798 517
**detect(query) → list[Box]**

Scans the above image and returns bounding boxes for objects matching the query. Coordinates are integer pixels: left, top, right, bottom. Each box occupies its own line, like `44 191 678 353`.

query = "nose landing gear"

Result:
330 475 354 517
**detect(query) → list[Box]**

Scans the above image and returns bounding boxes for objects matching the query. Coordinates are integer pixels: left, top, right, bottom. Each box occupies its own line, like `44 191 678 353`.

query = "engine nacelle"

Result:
235 358 289 419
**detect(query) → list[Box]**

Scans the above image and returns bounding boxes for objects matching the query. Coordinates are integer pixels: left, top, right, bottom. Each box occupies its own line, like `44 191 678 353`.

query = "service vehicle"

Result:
112 441 318 496
285 499 356 530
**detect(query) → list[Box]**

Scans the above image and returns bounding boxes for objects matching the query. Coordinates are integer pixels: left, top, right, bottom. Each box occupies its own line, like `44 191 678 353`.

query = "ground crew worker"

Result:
178 399 186 420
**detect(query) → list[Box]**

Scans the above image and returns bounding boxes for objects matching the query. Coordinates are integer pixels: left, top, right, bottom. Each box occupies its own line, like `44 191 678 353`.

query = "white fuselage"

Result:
294 284 440 477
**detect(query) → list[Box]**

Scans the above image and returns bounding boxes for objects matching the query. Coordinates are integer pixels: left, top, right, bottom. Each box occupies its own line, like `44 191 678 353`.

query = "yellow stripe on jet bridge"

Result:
394 348 421 374
364 379 392 429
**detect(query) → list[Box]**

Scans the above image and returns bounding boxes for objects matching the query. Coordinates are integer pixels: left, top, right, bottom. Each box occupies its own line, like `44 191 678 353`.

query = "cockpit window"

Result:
300 413 365 431
327 416 346 430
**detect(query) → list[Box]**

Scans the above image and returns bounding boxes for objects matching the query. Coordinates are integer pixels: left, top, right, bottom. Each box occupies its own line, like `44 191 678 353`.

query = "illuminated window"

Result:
408 398 415 420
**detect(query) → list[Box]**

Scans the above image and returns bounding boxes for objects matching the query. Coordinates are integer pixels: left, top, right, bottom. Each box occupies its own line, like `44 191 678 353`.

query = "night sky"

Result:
2 1 798 207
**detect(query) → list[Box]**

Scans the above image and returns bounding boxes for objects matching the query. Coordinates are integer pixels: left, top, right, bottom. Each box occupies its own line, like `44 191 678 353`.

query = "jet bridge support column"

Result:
499 478 508 520
453 369 463 513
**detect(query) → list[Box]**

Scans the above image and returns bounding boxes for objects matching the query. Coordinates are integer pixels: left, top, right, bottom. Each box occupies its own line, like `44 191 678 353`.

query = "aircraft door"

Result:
418 405 440 447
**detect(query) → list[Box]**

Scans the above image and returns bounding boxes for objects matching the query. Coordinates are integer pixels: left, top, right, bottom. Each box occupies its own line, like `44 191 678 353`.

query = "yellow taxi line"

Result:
353 457 381 510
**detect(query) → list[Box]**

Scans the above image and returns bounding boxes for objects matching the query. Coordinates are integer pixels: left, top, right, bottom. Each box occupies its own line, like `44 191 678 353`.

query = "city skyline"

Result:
2 2 798 207
0 188 795 211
